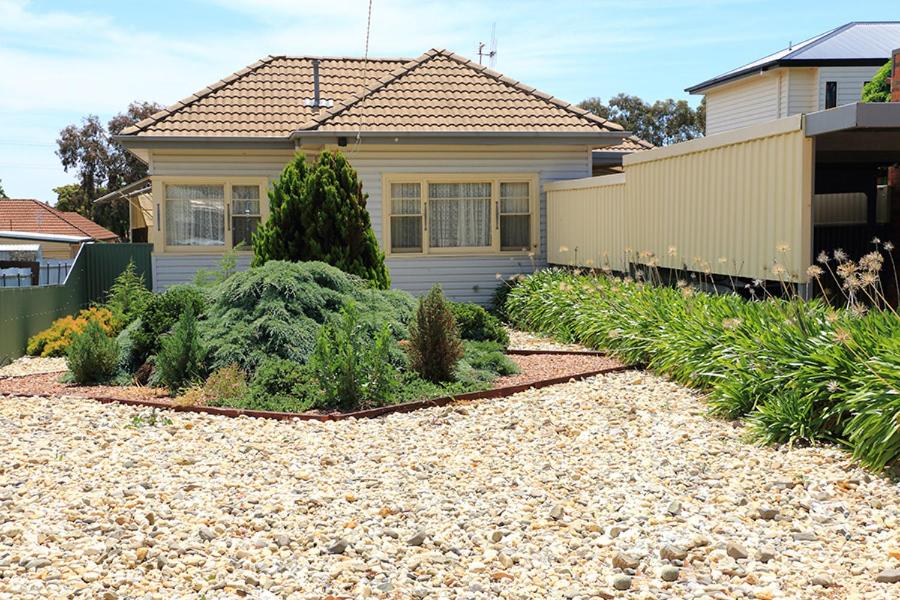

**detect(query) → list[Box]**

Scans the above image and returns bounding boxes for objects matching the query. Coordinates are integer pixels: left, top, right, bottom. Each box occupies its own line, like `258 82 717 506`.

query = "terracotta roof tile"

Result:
0 200 118 240
602 135 655 153
121 50 622 138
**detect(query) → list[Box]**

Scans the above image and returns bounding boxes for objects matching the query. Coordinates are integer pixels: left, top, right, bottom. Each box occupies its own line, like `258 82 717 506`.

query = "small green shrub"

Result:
230 358 320 413
200 260 414 373
309 304 397 410
66 320 119 384
27 307 117 357
115 318 143 373
105 260 152 329
407 285 464 383
133 285 207 364
155 307 206 394
491 275 525 321
203 364 249 406
451 302 509 347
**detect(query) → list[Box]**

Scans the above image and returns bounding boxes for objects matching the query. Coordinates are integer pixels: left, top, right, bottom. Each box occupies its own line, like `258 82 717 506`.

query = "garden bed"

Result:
0 351 624 420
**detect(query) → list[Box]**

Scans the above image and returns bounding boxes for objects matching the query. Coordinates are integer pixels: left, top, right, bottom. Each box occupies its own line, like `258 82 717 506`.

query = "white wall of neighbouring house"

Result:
146 144 593 304
704 72 782 135
816 65 883 110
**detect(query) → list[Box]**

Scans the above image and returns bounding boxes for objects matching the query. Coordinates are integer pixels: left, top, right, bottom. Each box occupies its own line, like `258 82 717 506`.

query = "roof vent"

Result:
304 59 334 108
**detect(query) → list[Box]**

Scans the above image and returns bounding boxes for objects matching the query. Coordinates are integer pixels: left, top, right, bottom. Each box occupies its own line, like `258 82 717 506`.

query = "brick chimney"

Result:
892 48 900 102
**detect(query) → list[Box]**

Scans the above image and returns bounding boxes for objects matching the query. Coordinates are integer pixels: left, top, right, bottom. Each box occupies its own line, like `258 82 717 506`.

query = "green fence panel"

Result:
0 243 154 365
83 243 153 303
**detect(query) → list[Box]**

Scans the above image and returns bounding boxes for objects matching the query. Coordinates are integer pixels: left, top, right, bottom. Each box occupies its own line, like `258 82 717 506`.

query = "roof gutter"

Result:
686 57 891 94
291 130 628 148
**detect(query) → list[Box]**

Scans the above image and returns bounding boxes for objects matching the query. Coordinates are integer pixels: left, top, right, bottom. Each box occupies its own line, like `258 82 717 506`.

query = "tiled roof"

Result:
300 49 620 133
122 56 412 137
687 21 900 93
0 200 118 241
600 135 654 153
121 49 621 137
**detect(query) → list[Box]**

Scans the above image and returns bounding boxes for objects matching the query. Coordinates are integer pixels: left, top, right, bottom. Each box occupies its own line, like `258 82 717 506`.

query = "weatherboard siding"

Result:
786 68 818 115
816 66 883 109
705 73 781 135
148 145 591 303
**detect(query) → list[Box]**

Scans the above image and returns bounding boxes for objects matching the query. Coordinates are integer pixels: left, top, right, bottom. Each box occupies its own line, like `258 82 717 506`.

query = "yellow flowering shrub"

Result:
26 306 117 357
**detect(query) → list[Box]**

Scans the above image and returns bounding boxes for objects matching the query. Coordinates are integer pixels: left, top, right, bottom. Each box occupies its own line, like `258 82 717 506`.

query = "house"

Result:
544 28 900 301
114 49 627 302
592 136 654 176
687 22 900 135
0 199 118 259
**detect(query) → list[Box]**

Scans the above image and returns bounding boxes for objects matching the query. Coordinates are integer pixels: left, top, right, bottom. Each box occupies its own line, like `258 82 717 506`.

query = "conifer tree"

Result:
252 151 390 289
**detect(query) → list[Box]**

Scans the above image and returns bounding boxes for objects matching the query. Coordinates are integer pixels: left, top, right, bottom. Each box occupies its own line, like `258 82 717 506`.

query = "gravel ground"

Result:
0 357 66 379
507 328 592 352
2 371 898 599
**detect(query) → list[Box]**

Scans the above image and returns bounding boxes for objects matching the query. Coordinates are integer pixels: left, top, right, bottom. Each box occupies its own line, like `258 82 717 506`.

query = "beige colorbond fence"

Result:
546 116 814 283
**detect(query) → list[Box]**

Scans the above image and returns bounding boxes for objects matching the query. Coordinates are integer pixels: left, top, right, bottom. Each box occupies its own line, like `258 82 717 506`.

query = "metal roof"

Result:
687 22 900 93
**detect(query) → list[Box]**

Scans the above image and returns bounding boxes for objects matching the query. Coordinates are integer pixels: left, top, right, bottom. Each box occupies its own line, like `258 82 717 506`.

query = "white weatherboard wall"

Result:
705 73 781 135
148 145 591 303
817 66 883 109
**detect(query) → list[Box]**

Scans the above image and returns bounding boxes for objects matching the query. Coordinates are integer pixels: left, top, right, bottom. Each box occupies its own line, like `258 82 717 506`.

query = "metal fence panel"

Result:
0 243 154 364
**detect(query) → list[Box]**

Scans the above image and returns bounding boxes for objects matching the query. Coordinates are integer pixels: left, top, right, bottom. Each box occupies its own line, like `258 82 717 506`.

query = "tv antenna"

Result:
477 23 498 68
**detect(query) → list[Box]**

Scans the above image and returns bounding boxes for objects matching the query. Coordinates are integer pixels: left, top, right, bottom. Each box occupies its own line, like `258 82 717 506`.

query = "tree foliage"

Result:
0 179 7 198
252 151 390 289
55 101 162 237
861 61 892 103
407 285 464 383
579 94 705 146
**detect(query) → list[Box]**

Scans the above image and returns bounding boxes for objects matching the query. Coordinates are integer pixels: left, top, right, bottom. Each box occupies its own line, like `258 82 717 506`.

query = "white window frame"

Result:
152 176 269 254
381 173 539 257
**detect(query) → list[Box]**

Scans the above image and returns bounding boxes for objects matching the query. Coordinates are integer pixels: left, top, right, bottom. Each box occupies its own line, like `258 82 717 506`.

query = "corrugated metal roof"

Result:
687 22 900 93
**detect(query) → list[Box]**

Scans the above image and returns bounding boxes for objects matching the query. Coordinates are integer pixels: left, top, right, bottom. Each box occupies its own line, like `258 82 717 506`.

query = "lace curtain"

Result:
428 182 491 248
165 185 225 246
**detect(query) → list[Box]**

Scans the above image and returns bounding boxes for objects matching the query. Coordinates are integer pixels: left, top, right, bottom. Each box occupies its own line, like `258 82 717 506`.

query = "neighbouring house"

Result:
687 21 900 135
0 199 118 259
112 49 627 302
592 136 654 176
544 24 900 301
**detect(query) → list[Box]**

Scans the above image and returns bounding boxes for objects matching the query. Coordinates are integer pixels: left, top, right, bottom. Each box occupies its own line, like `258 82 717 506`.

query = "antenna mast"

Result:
477 23 498 67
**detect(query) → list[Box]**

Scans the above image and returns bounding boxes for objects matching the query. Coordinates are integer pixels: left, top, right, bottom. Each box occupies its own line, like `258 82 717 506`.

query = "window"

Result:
231 185 261 248
825 81 837 109
389 183 423 253
499 182 531 251
160 180 266 250
428 182 492 249
384 175 536 256
166 184 225 247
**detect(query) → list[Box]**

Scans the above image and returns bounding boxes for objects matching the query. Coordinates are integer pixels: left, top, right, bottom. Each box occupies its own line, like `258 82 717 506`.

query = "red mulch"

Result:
495 353 621 389
0 352 623 409
0 372 168 402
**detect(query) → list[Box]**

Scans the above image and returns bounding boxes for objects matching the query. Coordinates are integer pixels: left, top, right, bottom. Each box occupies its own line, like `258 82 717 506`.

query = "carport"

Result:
808 102 900 303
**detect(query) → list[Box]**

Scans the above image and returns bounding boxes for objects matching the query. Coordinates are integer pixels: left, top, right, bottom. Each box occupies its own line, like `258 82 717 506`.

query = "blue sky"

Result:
0 0 896 202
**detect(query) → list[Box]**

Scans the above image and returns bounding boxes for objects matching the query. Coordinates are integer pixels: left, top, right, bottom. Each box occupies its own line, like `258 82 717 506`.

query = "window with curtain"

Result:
390 183 423 253
428 182 491 248
166 184 225 246
500 182 531 251
231 185 261 248
385 175 534 255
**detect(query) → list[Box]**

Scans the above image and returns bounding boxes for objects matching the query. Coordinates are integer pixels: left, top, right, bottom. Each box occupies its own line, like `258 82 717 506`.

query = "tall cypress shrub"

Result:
252 151 390 289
